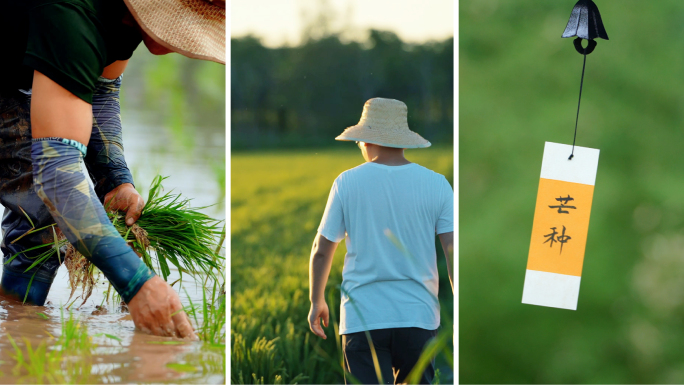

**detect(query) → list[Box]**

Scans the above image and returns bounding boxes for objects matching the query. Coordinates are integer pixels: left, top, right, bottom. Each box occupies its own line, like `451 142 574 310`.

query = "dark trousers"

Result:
0 91 60 305
342 327 438 385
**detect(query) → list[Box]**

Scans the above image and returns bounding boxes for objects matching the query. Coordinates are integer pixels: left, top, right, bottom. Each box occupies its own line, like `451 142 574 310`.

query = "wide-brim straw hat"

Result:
123 0 225 64
336 98 431 149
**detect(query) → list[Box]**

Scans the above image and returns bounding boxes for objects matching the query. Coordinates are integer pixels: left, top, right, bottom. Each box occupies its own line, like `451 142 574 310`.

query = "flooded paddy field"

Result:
0 52 226 384
0 269 224 384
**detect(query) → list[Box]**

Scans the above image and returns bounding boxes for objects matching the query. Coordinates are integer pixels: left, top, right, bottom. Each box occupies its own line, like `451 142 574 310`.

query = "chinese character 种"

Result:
544 225 572 254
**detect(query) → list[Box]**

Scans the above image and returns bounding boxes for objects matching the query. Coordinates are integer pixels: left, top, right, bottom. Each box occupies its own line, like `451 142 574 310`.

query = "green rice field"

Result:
231 146 454 384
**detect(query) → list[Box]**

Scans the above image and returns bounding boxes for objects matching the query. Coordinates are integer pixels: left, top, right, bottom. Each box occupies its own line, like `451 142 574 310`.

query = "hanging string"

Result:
569 53 587 160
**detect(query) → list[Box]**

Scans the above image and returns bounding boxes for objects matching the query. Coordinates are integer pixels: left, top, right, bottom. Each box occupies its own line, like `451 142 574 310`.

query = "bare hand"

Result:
308 301 329 339
127 276 197 340
104 183 144 226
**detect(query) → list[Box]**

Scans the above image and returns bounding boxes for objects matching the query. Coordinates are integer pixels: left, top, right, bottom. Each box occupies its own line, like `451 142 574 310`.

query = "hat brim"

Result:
336 125 431 149
124 0 225 65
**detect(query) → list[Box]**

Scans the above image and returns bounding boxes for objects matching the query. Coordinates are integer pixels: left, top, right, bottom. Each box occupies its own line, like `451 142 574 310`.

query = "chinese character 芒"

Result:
549 195 576 214
543 225 571 254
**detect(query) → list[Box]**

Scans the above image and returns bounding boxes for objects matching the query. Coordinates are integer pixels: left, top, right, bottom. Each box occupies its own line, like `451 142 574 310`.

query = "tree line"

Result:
231 30 453 149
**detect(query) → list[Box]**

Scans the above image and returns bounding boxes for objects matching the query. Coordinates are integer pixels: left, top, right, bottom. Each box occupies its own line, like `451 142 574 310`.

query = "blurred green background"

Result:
460 0 684 383
120 49 226 216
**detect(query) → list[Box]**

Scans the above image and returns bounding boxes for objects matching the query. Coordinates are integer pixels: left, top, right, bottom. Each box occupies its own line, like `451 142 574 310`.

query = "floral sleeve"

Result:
86 76 135 202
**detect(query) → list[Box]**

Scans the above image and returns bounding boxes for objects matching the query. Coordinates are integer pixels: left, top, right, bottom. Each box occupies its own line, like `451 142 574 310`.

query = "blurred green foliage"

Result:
231 31 453 149
121 49 225 149
461 0 684 383
231 147 453 384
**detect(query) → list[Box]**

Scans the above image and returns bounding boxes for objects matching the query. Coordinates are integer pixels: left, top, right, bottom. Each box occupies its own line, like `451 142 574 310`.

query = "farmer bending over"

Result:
308 98 454 384
0 0 225 338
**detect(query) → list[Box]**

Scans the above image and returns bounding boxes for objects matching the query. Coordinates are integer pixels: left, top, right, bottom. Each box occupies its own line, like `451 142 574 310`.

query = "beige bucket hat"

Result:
336 98 431 149
123 0 225 64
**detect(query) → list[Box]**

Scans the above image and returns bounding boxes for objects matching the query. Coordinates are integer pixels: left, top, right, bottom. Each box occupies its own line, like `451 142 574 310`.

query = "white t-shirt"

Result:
317 161 454 334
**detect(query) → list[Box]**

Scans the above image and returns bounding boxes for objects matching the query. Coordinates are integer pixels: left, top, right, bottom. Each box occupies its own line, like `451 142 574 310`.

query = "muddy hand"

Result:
104 183 144 226
128 276 198 340
308 301 329 339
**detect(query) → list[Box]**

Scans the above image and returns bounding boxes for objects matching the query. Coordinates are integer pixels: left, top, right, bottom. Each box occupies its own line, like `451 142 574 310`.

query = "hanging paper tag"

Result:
522 142 600 310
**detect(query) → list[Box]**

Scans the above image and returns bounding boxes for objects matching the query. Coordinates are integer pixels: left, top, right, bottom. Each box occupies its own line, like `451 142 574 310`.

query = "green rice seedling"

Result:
184 277 226 346
57 307 93 352
177 274 226 380
6 334 64 384
404 331 450 384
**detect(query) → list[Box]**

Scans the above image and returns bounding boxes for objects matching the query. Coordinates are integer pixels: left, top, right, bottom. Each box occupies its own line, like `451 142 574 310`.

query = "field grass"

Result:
231 146 453 384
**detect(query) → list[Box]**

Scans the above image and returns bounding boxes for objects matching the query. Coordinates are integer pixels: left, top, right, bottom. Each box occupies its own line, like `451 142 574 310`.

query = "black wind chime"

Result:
521 1 609 311
562 0 608 159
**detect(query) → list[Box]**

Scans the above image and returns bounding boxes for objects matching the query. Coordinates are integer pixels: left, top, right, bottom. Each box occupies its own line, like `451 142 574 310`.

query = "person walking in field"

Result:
0 0 224 338
308 97 454 384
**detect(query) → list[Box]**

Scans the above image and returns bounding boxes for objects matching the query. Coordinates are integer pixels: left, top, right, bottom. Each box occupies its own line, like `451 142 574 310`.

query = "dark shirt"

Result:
0 0 142 103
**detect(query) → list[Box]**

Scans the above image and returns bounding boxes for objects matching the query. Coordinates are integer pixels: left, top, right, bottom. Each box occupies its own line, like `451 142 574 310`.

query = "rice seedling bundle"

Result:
107 175 224 281
6 176 224 305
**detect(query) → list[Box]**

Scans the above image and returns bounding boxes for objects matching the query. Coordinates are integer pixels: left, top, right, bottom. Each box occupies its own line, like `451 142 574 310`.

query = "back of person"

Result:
321 161 452 334
309 97 453 384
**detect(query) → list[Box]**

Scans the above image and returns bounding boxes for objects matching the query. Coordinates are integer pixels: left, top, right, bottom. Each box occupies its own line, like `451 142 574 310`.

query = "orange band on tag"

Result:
522 142 600 310
527 178 594 276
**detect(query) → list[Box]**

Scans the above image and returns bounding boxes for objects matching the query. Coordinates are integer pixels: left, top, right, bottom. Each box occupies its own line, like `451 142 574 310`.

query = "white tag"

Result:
522 142 600 310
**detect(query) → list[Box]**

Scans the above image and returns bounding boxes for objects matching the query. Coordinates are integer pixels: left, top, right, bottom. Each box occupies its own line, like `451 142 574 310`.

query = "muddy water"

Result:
0 101 226 383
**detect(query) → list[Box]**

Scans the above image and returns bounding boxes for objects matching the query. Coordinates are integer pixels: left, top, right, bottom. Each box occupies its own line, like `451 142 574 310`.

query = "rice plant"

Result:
170 273 226 379
184 278 226 347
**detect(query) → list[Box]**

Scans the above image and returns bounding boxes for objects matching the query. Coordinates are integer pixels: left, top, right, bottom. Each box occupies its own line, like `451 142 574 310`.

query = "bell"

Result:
562 0 609 41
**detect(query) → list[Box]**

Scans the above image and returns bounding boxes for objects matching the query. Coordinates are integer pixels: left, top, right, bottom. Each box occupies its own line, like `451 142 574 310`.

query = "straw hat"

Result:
123 0 225 64
336 98 431 149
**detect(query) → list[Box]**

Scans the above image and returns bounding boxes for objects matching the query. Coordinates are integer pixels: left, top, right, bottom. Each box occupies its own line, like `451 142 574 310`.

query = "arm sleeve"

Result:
317 178 346 243
24 2 105 103
86 76 135 202
31 138 154 303
436 176 454 235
